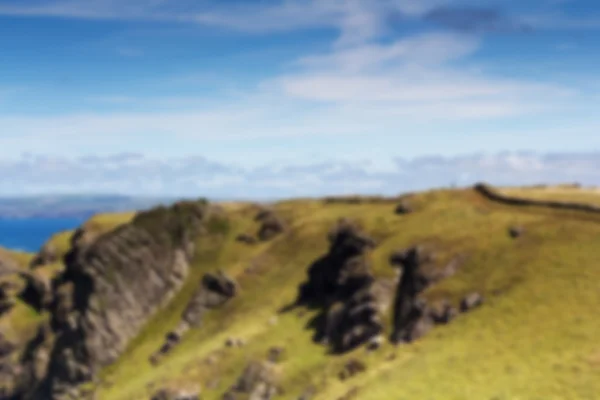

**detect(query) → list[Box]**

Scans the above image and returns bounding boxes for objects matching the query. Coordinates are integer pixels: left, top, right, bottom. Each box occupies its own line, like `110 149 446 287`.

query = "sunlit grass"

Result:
91 187 600 400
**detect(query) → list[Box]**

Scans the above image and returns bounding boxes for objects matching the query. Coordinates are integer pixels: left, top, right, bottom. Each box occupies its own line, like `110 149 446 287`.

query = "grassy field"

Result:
3 185 600 399
81 186 600 400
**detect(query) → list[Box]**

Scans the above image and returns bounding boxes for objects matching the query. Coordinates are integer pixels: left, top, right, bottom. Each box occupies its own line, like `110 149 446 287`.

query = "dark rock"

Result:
257 214 285 241
17 271 53 312
394 200 413 215
266 346 286 363
0 334 15 359
293 219 389 353
365 335 383 351
338 359 366 380
236 233 257 245
429 300 458 324
460 292 484 312
182 271 238 327
390 247 436 344
254 208 275 222
508 226 525 238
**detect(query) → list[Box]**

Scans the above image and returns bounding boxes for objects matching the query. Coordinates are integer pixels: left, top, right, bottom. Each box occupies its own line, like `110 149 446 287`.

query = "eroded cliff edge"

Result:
8 200 212 399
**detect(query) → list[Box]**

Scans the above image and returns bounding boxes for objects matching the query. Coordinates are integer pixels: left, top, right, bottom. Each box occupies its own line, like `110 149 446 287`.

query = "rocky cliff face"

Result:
11 200 210 400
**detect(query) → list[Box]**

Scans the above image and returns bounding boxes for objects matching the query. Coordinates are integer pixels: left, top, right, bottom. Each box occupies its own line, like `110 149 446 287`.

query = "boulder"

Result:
338 359 366 381
508 226 525 239
182 271 238 327
236 234 257 245
224 360 279 400
460 292 484 312
257 214 285 241
266 346 286 363
394 200 413 215
428 300 458 324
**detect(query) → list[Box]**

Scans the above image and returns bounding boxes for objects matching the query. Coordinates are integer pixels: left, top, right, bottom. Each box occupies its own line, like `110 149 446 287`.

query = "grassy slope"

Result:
89 187 600 400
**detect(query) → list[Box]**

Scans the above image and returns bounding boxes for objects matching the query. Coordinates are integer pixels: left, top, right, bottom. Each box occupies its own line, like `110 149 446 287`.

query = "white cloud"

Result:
1 152 600 198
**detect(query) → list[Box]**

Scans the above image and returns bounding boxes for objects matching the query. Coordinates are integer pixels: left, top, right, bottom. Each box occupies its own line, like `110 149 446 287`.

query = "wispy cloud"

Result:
2 152 600 197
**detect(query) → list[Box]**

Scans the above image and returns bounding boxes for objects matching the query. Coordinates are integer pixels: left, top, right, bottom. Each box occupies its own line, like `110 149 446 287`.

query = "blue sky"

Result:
1 0 600 197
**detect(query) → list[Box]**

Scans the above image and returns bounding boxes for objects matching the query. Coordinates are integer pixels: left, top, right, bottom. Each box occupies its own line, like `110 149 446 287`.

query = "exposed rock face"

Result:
390 247 465 343
390 247 437 344
294 219 393 353
15 200 209 399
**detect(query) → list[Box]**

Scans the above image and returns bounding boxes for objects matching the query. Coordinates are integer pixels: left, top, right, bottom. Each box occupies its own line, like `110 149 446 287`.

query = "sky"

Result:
0 0 600 198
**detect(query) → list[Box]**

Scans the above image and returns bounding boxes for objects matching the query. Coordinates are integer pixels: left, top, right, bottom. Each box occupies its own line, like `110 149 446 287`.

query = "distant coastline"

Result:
0 194 177 219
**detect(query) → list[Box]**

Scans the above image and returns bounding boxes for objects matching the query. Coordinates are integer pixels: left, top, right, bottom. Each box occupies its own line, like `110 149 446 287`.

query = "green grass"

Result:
6 187 600 400
88 187 600 400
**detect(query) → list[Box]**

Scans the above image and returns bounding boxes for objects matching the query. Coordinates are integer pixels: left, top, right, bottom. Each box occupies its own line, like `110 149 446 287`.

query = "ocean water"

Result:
0 217 85 253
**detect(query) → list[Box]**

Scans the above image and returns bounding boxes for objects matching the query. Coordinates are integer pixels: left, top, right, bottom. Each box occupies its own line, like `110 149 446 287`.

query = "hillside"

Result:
1 184 600 400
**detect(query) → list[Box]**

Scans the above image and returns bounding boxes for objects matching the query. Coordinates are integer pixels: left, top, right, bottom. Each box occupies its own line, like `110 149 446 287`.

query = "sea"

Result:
0 217 86 253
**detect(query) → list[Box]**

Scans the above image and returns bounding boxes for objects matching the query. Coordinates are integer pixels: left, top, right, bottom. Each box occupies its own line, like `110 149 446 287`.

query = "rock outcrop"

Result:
294 219 393 353
390 246 463 343
13 200 210 399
